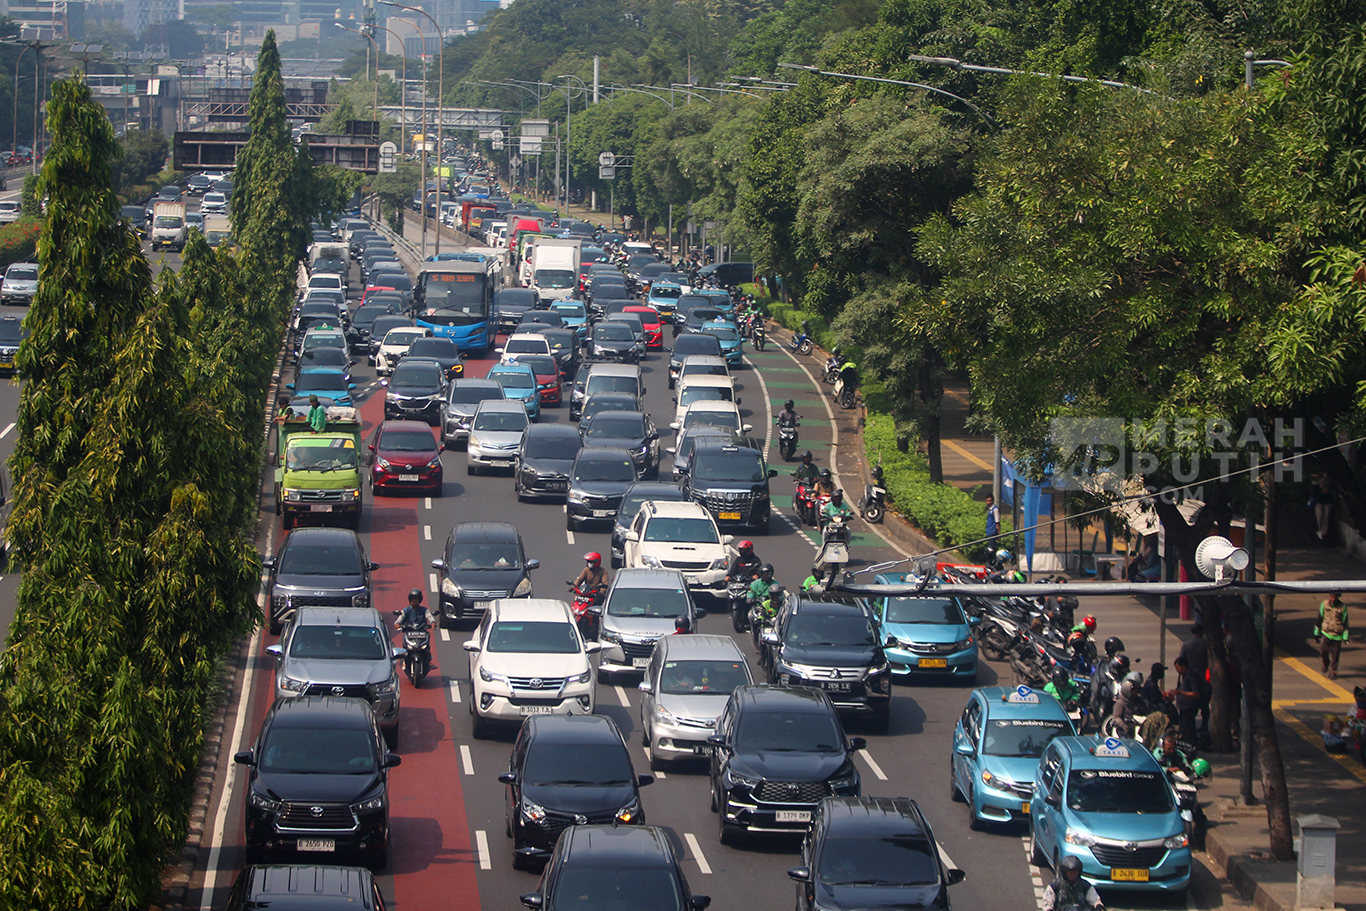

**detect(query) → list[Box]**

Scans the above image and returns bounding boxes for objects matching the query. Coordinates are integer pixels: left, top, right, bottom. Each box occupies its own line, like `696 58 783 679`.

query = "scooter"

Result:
858 465 886 523
822 351 841 385
727 576 754 634
814 514 851 576
789 329 814 356
392 611 431 688
777 419 800 461
833 362 859 409
567 582 604 640
792 478 820 526
751 320 766 351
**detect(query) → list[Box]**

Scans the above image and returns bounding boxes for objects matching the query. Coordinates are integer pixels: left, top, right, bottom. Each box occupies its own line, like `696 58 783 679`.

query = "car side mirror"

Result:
234 750 255 766
349 383 357 390
671 395 678 403
638 680 653 693
380 379 389 387
968 614 982 625
284 382 296 390
384 753 402 768
722 535 734 545
706 734 726 748
262 558 276 570
637 774 655 787
499 772 518 785
369 443 376 451
768 469 778 479
392 646 407 659
266 644 283 657
584 641 603 654
735 397 741 405
527 559 541 570
690 897 712 911
368 562 379 571
761 630 779 645
848 736 868 752
694 606 707 618
954 741 974 756
520 894 543 910
431 558 446 570
624 530 639 542
741 424 753 433
786 867 811 883
1044 792 1061 809
496 348 505 355
669 421 680 430
462 640 481 652
665 447 676 456
947 868 966 886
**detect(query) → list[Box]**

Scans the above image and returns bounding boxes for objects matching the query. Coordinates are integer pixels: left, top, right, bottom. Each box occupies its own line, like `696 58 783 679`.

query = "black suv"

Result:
683 443 777 534
566 447 639 529
515 424 583 500
708 685 863 843
789 797 965 911
496 287 538 332
520 826 710 911
0 314 25 377
765 595 893 730
383 358 447 424
264 527 377 634
500 714 653 868
431 521 540 626
223 865 388 911
235 696 401 869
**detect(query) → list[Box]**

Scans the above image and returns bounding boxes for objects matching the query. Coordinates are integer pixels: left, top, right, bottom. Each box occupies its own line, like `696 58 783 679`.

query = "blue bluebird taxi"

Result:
488 360 541 421
951 685 1073 829
1030 736 1192 898
702 321 745 369
872 573 979 680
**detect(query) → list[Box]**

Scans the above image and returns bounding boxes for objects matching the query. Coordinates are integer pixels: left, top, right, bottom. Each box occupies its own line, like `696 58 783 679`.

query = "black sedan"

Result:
519 825 709 911
587 322 643 363
406 336 466 380
515 424 583 500
566 447 639 530
580 411 660 478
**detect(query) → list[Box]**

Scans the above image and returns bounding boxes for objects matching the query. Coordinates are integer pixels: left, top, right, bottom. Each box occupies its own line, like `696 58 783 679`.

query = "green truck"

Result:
273 402 364 530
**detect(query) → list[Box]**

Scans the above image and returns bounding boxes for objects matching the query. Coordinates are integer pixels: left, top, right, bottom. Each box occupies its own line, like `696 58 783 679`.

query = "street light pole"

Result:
558 74 586 214
777 63 996 129
371 23 407 155
13 43 32 155
333 23 379 120
383 1 445 254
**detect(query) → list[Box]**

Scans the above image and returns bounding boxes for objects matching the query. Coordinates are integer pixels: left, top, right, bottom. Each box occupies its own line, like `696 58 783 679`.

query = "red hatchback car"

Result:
624 306 665 349
519 353 563 406
369 420 444 495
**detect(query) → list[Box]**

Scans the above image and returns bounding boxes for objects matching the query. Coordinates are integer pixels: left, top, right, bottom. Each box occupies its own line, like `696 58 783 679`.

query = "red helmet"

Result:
584 552 601 565
737 540 754 552
1082 615 1097 632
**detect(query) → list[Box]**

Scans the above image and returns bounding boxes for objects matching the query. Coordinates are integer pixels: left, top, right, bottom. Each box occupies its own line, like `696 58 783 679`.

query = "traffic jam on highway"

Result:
204 181 1204 911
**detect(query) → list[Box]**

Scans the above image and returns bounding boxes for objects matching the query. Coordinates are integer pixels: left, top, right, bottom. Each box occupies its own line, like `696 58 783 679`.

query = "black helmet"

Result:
801 450 813 462
1109 654 1131 677
1059 856 1083 876
408 588 423 603
784 399 795 411
1051 667 1071 688
1103 635 1126 657
820 467 832 480
871 465 883 482
831 489 844 503
760 563 775 577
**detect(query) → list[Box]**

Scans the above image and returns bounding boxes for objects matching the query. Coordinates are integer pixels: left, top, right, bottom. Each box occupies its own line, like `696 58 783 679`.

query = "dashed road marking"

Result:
614 685 630 706
858 748 888 781
429 572 438 594
424 497 432 510
475 829 491 869
423 525 432 540
449 680 461 703
440 628 450 642
684 833 713 875
460 744 475 775
1022 834 1047 910
566 529 575 544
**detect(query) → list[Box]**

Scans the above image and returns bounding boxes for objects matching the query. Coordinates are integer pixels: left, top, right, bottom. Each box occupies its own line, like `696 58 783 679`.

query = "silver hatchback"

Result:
266 607 404 748
638 633 753 769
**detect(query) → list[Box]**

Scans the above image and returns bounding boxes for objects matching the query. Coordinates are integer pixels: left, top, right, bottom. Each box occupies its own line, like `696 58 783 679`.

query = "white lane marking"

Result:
614 684 630 706
0 422 14 439
566 529 575 544
742 353 775 455
424 525 432 540
440 627 450 641
684 833 713 875
1022 834 1048 911
475 829 491 869
936 840 960 874
424 496 432 510
449 680 462 703
428 572 438 594
858 748 888 781
460 744 475 775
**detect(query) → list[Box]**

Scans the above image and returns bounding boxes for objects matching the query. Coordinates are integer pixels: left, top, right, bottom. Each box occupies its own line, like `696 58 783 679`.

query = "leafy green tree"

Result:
142 19 206 59
111 127 169 191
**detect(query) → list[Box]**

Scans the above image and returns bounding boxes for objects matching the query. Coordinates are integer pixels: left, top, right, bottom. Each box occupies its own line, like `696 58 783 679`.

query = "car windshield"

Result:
409 339 459 359
692 449 764 482
494 370 534 390
706 326 739 342
684 410 739 431
652 286 682 300
524 741 636 786
784 613 877 647
486 621 579 654
596 323 636 342
277 540 361 574
353 306 388 328
542 333 573 352
452 386 503 405
1067 769 1174 813
299 371 349 391
736 712 844 752
682 364 728 379
982 719 1071 757
643 517 719 544
0 320 24 343
289 625 388 660
553 303 586 319
447 543 521 570
260 727 375 774
680 386 731 408
285 440 360 473
154 216 183 228
521 356 558 377
384 329 425 348
584 399 636 420
607 585 689 618
391 363 441 387
673 337 721 358
586 416 647 440
618 491 683 522
587 375 638 396
551 868 683 911
575 456 636 482
817 835 939 887
524 435 581 459
536 269 577 289
7 267 36 281
473 410 528 432
380 429 436 452
883 597 964 624
659 659 749 695
506 339 548 354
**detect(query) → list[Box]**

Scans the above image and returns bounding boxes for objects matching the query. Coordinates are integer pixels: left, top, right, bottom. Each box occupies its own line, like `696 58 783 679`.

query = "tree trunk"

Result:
1199 596 1236 753
926 409 943 484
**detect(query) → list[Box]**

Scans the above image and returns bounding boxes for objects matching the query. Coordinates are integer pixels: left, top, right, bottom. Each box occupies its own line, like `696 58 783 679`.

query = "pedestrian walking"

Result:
1308 476 1334 542
1167 655 1201 748
985 494 1000 543
1316 592 1349 679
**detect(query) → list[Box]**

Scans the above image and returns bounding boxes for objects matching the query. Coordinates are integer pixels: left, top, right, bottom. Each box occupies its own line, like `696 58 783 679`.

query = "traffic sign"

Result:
598 151 616 167
598 166 616 180
378 141 397 173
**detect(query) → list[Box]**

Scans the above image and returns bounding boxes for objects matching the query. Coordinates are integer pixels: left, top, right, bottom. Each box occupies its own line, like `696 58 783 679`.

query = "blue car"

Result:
872 573 980 680
288 366 357 407
951 685 1074 828
647 281 684 320
551 301 590 343
693 288 735 314
1030 736 1192 897
701 321 744 368
489 361 541 421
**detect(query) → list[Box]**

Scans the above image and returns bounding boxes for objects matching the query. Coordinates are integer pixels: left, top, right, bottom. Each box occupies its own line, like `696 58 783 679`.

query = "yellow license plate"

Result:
1110 868 1149 882
920 658 948 668
719 512 742 520
1021 801 1030 814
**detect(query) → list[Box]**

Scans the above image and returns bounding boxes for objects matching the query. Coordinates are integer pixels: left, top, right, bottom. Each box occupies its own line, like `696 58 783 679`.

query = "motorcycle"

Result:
567 582 604 640
822 351 841 385
751 320 766 351
814 513 851 576
776 418 800 461
392 610 432 688
789 329 814 356
833 362 859 409
727 575 754 633
793 477 820 526
751 587 784 670
858 464 886 523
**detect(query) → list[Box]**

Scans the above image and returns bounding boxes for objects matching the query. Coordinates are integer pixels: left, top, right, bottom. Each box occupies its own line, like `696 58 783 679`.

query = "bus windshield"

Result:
419 269 490 326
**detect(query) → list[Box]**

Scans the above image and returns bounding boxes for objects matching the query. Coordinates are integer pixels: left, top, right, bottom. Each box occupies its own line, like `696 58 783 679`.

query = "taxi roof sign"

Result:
1092 737 1131 758
1005 685 1040 704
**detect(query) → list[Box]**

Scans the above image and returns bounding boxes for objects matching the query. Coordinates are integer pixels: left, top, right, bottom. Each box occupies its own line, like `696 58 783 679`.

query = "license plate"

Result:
309 505 333 513
633 657 651 668
0 361 11 368
774 810 811 824
592 509 614 518
297 838 335 852
719 511 742 520
398 474 420 482
471 600 492 611
1110 869 1149 882
545 481 567 490
822 681 851 693
521 705 556 715
920 658 948 668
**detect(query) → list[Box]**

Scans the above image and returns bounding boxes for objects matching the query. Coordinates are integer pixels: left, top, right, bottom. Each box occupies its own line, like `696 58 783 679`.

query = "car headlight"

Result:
1164 833 1189 849
574 668 592 684
723 769 758 790
640 555 663 568
568 492 586 504
352 795 385 813
521 465 539 479
479 665 496 683
250 790 281 812
521 799 546 822
340 488 360 502
981 770 1007 787
830 768 859 790
369 674 398 696
600 629 621 644
513 577 533 597
953 638 974 651
868 657 889 674
279 673 308 693
284 488 303 503
442 577 462 598
636 444 649 454
616 799 641 824
1064 828 1097 847
351 592 369 608
708 557 729 570
271 593 286 612
655 705 677 726
428 457 443 469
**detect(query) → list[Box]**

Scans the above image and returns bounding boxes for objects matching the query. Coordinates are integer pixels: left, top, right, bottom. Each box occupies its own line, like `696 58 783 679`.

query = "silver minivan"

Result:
597 568 699 680
637 633 754 769
466 399 530 474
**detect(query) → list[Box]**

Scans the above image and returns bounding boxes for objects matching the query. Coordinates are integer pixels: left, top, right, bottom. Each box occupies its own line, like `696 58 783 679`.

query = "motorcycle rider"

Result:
815 467 836 497
1091 653 1131 720
1109 678 1139 737
775 399 799 430
1041 856 1104 911
822 489 855 525
1067 615 1098 660
726 539 762 586
572 552 610 601
792 450 819 483
1152 730 1209 845
802 567 826 593
398 588 432 631
749 563 777 613
1044 666 1084 709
